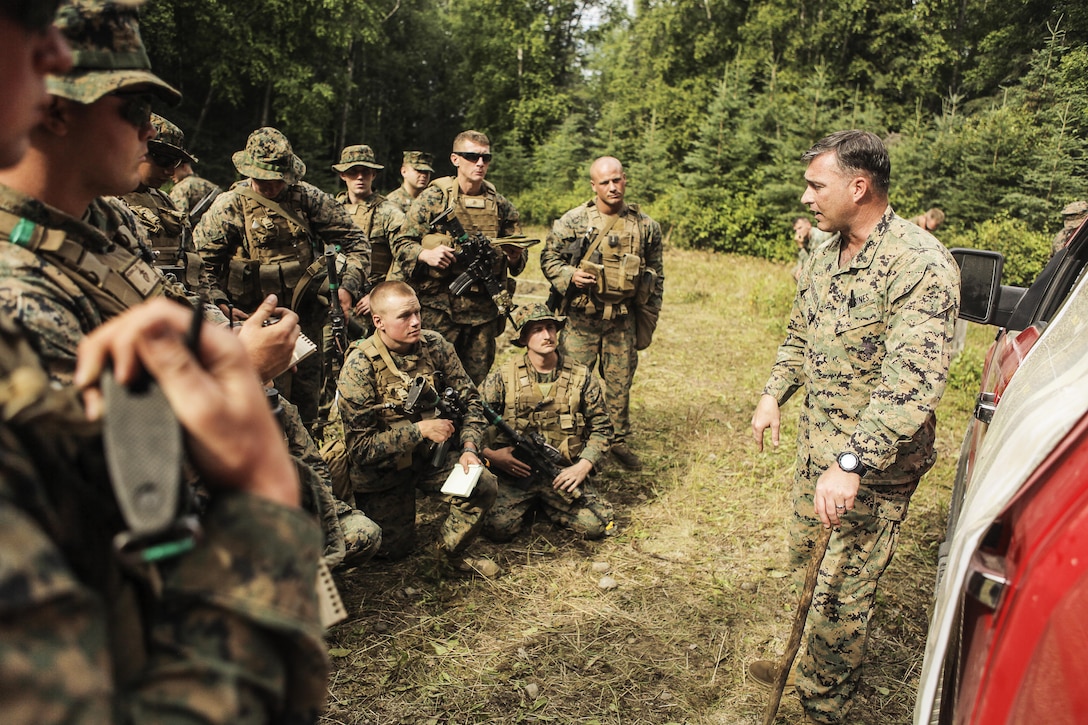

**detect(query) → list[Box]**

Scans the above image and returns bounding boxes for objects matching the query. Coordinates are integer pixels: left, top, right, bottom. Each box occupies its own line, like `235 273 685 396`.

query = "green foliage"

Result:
942 214 1052 288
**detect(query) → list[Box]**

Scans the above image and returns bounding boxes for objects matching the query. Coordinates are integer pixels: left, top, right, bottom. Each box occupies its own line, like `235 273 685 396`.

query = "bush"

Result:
941 214 1051 287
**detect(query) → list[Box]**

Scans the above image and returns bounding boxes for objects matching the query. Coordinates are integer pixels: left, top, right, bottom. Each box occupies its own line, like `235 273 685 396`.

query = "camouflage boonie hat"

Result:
332 145 383 172
46 0 181 104
232 127 306 183
1061 200 1088 218
149 114 196 164
402 151 434 172
512 303 566 347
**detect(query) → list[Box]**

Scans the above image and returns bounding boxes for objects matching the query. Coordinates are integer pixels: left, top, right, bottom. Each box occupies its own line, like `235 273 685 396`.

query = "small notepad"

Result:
440 463 484 497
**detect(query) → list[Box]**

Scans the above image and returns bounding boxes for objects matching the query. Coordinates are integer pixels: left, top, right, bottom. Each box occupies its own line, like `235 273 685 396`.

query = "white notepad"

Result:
440 463 484 497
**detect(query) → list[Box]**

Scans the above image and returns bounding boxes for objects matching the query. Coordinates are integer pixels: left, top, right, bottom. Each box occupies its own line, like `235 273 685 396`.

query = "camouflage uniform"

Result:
169 173 219 218
480 351 615 541
396 178 526 383
1051 200 1088 256
337 329 498 559
762 208 958 723
336 189 406 288
541 199 664 444
0 313 328 724
116 115 209 292
194 128 370 425
0 185 192 383
385 151 435 214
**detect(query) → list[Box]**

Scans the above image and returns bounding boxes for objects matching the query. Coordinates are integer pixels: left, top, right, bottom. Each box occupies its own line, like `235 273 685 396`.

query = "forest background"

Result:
143 0 1087 281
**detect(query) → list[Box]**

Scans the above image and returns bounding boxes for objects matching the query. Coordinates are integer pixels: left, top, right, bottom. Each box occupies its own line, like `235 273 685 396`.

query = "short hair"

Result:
453 130 490 150
369 281 417 316
792 216 811 225
926 207 946 225
802 130 890 196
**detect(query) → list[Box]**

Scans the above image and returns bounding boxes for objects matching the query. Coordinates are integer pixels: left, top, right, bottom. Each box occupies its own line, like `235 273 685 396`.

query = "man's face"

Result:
252 177 287 199
339 165 377 202
72 90 156 197
0 16 72 168
402 165 431 193
800 152 853 233
451 141 491 186
793 217 812 246
523 320 559 356
374 292 422 350
591 162 627 209
139 146 182 189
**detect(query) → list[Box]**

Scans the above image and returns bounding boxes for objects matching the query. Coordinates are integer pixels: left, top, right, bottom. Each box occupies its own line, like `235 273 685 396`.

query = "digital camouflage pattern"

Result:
169 173 219 216
336 190 406 285
762 207 959 722
194 175 370 424
479 353 615 540
116 186 210 293
384 186 415 214
46 0 179 104
0 183 194 383
337 330 496 559
402 151 435 172
1051 199 1088 255
331 144 383 171
541 199 664 442
396 178 525 383
148 113 196 164
279 393 381 568
229 127 305 183
0 314 328 724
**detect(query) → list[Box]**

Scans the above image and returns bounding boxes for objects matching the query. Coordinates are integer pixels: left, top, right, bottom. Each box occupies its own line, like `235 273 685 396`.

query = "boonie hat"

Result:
332 145 383 172
402 151 435 172
149 114 197 164
1060 200 1088 218
46 0 180 104
232 127 306 184
512 303 566 347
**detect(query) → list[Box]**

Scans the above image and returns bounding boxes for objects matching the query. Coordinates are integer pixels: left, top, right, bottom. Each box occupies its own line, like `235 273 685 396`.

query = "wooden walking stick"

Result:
762 525 833 725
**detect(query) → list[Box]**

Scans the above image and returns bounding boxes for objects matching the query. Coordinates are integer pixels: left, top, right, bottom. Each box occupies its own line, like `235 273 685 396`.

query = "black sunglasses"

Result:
110 91 154 130
453 151 492 163
148 149 183 170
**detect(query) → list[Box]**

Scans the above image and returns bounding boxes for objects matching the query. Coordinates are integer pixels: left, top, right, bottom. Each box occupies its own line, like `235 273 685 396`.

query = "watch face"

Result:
839 452 859 470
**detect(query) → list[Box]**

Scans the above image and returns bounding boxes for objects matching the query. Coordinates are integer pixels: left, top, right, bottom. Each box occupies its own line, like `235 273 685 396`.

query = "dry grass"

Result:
324 236 986 725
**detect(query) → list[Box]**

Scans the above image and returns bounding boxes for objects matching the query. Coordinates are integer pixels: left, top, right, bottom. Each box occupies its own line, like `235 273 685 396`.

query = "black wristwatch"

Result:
837 451 868 478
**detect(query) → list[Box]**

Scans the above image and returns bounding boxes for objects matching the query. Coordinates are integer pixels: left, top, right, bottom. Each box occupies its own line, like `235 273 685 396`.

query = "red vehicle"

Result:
915 220 1088 724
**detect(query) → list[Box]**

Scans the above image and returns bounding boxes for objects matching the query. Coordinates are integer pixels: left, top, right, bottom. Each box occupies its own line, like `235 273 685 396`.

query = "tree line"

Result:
142 0 1088 270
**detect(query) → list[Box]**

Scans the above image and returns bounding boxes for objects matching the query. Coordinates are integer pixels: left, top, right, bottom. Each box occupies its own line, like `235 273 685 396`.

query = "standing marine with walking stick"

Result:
749 130 959 724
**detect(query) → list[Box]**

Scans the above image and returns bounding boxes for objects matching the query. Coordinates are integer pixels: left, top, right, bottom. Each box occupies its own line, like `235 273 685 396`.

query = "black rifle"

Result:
546 226 597 313
480 400 613 532
400 372 468 469
188 185 221 226
324 242 349 378
428 207 515 322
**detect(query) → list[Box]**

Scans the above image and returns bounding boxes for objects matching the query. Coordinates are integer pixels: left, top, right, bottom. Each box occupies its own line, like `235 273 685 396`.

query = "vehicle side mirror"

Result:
951 248 1004 324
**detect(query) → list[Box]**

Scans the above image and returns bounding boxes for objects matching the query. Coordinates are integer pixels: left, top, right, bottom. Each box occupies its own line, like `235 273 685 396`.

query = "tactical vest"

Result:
344 196 392 282
121 189 202 289
571 205 648 318
358 334 440 471
502 355 588 461
0 207 166 321
225 187 315 310
428 177 507 288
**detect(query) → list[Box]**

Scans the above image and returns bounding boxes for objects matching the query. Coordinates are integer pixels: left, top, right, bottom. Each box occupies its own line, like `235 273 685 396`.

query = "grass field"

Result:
324 235 987 725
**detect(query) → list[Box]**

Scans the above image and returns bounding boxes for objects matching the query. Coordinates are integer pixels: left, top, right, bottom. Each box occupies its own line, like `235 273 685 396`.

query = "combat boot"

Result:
610 441 642 470
747 659 797 689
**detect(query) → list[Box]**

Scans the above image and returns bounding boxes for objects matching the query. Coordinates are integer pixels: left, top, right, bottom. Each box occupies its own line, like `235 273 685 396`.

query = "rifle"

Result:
325 242 348 378
480 400 613 532
546 226 596 313
400 372 468 469
428 207 515 323
188 185 221 226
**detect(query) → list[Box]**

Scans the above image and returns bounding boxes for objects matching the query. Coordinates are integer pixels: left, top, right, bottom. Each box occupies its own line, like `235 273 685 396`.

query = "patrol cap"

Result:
149 114 196 164
1061 200 1088 218
232 127 306 184
512 303 566 347
402 150 434 172
332 144 383 172
46 0 181 105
